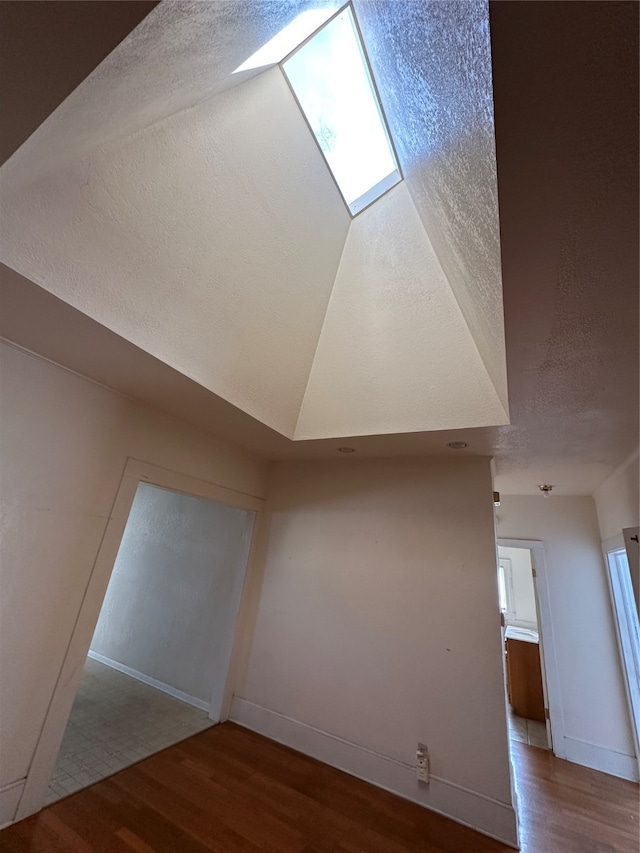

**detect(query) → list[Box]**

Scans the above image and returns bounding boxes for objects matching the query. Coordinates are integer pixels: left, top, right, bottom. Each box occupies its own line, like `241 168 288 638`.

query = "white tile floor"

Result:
46 657 213 805
508 708 550 750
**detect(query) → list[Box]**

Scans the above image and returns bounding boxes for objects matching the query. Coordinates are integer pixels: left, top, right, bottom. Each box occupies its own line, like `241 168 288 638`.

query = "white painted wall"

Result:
90 484 254 708
234 458 517 845
0 2 507 445
593 450 639 544
498 545 537 628
1 67 350 438
295 183 508 439
354 0 507 411
496 496 637 779
0 341 267 803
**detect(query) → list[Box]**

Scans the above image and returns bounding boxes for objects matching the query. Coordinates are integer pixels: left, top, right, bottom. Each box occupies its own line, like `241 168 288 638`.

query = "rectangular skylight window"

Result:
282 5 401 216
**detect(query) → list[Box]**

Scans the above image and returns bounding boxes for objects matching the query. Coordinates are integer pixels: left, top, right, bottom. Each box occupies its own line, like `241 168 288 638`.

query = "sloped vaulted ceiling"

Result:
0 0 508 440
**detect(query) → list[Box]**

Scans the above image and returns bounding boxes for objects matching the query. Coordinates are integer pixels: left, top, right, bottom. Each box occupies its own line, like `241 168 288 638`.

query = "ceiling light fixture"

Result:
447 441 468 450
337 446 356 453
539 484 554 498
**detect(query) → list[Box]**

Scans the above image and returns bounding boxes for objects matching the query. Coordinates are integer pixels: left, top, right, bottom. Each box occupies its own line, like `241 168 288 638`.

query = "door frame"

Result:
16 458 265 821
498 538 566 758
603 534 640 777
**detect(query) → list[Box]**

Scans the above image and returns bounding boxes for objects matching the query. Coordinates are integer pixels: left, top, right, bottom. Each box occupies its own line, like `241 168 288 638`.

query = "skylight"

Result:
282 5 401 216
233 10 335 74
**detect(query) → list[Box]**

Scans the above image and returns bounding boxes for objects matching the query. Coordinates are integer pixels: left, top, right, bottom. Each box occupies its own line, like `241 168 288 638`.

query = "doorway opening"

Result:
497 540 561 760
45 479 255 805
604 532 640 777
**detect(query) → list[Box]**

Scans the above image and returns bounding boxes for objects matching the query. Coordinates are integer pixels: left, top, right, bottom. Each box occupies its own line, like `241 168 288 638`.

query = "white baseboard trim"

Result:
563 736 639 782
87 651 210 713
0 779 26 830
231 698 518 848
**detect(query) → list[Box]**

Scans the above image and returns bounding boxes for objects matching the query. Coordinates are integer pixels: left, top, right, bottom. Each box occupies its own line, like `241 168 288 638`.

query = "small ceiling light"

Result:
539 484 554 498
337 446 356 453
447 441 468 450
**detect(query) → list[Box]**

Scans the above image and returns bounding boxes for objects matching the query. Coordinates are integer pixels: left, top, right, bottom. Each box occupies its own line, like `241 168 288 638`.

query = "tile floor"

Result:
508 708 549 749
46 657 213 805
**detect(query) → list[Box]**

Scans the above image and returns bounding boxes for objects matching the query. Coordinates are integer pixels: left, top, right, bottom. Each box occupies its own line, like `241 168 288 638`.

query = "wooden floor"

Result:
2 723 638 852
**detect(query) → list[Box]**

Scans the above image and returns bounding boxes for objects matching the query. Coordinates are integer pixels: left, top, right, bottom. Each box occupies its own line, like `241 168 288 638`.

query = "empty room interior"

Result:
0 2 638 852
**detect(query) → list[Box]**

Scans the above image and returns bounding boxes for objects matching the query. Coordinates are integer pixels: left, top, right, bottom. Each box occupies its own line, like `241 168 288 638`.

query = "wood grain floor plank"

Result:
2 723 637 852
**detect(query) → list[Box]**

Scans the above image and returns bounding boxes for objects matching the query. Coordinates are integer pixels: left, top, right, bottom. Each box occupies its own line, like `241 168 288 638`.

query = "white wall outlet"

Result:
416 743 429 783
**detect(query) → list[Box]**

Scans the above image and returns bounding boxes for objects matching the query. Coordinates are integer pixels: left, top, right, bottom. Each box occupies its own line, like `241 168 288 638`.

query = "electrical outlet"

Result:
416 743 429 783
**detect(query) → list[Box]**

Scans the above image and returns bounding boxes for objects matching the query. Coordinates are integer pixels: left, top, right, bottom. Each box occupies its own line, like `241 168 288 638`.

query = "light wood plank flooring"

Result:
2 723 638 852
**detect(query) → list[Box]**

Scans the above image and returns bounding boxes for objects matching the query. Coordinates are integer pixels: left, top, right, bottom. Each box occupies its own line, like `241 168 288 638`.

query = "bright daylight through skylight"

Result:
282 6 401 215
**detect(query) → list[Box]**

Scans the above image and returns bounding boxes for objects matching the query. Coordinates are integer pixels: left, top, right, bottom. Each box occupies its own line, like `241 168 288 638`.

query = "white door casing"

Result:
497 538 566 759
14 458 265 822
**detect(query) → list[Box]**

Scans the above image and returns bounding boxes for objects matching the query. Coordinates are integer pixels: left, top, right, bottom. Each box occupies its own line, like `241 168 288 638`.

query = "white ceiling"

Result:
1 65 351 437
357 0 507 410
0 0 340 195
296 183 506 439
0 0 507 441
0 0 637 495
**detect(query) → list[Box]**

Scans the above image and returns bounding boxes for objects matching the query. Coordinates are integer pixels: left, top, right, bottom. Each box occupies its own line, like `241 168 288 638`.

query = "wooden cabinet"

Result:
505 637 545 721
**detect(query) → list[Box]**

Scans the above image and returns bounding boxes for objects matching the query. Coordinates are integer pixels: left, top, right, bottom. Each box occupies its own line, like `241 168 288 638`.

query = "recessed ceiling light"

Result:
337 446 356 453
447 441 468 450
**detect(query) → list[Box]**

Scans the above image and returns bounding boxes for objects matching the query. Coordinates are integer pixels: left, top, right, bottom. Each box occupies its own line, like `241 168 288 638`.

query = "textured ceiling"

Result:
0 0 158 166
0 0 507 441
0 1 637 494
1 65 351 436
296 183 505 439
0 0 339 193
357 0 507 411
488 0 639 494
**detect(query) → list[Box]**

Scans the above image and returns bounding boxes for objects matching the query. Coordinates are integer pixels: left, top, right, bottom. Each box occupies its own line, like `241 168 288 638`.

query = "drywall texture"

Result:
0 341 267 794
593 451 639 543
0 67 350 437
238 459 515 817
496 496 635 763
0 0 341 188
0 1 158 166
0 0 507 441
489 1 639 496
91 484 254 708
355 0 506 409
498 545 537 628
295 184 507 438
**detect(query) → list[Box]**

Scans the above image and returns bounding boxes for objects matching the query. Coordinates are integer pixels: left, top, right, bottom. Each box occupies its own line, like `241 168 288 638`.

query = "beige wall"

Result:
90 484 255 708
0 341 267 794
496 495 636 777
235 457 517 843
593 450 639 543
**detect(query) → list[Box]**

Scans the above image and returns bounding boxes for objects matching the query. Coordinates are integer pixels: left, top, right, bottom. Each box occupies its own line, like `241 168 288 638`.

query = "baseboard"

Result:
230 698 518 848
0 779 25 830
563 736 639 782
87 651 210 713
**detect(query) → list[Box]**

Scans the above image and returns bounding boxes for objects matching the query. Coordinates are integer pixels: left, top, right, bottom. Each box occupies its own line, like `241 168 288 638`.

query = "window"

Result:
282 5 401 215
498 558 516 622
233 10 333 74
606 547 640 763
